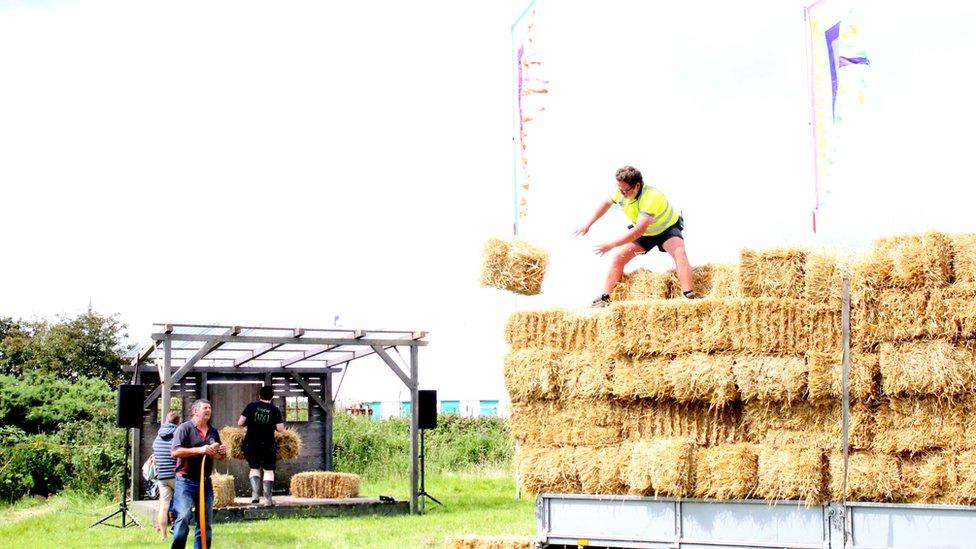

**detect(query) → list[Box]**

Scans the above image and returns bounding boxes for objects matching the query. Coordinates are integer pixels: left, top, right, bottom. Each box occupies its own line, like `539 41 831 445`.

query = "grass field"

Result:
0 468 535 548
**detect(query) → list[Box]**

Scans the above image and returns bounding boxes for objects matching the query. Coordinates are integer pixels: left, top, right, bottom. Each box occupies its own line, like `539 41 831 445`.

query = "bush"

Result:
332 414 513 479
0 435 68 502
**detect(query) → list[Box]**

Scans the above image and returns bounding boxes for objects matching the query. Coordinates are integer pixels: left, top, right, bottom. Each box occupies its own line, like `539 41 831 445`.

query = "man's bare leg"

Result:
604 243 646 296
662 237 693 293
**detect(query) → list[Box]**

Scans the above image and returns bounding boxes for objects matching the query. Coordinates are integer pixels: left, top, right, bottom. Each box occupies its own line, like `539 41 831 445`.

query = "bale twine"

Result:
289 471 361 499
219 427 304 461
212 473 237 508
480 237 549 296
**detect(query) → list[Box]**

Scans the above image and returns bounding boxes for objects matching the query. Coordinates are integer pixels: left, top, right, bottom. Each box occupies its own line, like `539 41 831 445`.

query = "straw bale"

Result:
514 445 580 494
669 353 738 406
756 444 827 504
610 268 673 301
626 439 694 497
574 445 630 494
220 427 246 460
855 289 958 348
807 351 879 402
951 233 976 284
558 351 614 399
275 429 302 460
900 452 960 504
444 536 534 549
727 298 807 355
693 443 757 499
938 283 976 338
879 340 976 398
738 247 807 299
828 451 900 501
662 263 741 299
599 300 732 357
508 400 623 447
219 427 302 461
622 400 746 447
503 348 562 402
505 308 601 352
289 471 360 499
956 450 976 504
212 473 237 507
807 304 842 354
873 397 966 455
804 249 844 306
857 232 952 292
745 401 874 451
479 237 549 295
610 356 672 400
733 355 807 404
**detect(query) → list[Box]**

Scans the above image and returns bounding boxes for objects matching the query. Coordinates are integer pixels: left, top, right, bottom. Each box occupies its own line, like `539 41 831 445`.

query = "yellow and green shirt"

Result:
610 184 678 236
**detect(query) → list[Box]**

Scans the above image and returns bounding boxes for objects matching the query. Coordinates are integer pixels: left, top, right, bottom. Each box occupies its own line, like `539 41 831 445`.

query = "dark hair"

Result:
615 165 643 186
259 385 274 400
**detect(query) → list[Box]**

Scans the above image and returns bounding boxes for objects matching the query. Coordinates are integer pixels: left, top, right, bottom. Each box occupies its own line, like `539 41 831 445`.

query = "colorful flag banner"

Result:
512 1 547 236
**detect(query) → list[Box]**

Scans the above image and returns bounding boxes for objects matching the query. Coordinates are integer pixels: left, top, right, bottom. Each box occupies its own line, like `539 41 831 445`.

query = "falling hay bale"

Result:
212 473 237 508
900 452 960 504
515 445 579 494
626 439 694 497
574 445 630 494
756 445 826 504
622 400 746 447
828 451 900 501
558 351 614 399
610 268 673 301
872 397 967 455
289 471 361 499
610 356 672 400
732 355 807 404
219 427 303 461
444 536 535 549
693 443 758 499
480 237 549 295
503 348 562 402
505 309 601 352
878 340 976 398
669 353 739 406
806 351 879 402
739 248 807 299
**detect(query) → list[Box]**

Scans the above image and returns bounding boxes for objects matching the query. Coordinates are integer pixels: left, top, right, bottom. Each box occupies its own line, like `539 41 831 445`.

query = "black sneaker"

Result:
683 290 698 299
590 294 611 308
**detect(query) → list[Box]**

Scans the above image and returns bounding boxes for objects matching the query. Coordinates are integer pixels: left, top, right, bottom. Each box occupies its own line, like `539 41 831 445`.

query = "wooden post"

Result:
131 369 142 501
162 339 172 422
199 371 208 401
409 346 419 514
324 372 333 471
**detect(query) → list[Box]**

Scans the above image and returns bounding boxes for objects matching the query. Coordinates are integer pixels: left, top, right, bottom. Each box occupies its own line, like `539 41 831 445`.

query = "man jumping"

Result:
575 165 695 307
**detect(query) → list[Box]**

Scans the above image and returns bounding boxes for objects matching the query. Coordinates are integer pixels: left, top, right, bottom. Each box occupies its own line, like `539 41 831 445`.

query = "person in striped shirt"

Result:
575 165 696 307
152 410 181 538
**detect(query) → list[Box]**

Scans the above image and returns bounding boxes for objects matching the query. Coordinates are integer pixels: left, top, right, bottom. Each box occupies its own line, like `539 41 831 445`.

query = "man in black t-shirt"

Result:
237 385 284 505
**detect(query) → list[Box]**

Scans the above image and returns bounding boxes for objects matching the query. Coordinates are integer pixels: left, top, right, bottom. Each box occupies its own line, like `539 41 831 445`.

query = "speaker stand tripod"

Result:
91 428 143 529
417 428 442 513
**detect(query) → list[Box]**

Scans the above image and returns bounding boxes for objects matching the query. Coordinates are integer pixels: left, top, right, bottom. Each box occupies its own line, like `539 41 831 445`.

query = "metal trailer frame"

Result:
536 493 976 549
125 322 427 513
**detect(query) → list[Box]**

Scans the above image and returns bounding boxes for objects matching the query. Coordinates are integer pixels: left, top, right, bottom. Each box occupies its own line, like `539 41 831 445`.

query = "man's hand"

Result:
201 443 218 456
573 225 590 237
215 444 228 460
594 242 615 256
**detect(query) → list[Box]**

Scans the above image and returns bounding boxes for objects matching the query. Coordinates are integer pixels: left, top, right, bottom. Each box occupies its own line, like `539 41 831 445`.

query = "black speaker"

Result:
116 384 145 428
418 389 437 430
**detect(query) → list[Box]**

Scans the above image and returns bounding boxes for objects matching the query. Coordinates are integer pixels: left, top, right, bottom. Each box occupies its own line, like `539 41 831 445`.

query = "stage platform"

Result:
132 495 409 523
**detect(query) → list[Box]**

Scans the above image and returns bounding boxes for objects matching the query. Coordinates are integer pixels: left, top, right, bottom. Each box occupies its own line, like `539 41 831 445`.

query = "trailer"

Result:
535 493 976 549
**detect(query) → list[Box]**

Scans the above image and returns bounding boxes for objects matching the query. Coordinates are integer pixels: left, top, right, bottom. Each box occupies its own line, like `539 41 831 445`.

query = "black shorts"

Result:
244 440 277 470
634 216 684 254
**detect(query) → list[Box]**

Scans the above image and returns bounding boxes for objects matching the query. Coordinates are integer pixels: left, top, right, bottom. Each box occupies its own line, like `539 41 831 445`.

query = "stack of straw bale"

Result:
480 237 550 295
289 471 361 499
505 232 976 505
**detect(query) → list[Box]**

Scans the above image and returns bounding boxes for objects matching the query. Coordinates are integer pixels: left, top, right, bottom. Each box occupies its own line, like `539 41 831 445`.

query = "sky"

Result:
2 1 976 408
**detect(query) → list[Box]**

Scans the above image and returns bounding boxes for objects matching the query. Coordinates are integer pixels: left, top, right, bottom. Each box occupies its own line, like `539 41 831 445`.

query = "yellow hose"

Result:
199 456 208 549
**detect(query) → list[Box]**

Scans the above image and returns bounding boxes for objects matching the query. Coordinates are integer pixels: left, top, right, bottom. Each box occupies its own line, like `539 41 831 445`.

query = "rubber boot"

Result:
263 480 274 506
249 475 261 504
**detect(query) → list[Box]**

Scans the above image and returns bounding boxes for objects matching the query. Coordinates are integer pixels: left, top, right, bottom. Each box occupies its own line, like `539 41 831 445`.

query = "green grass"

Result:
0 469 535 548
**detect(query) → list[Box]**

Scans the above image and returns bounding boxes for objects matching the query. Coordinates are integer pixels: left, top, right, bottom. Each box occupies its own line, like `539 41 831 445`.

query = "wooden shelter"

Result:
124 323 428 513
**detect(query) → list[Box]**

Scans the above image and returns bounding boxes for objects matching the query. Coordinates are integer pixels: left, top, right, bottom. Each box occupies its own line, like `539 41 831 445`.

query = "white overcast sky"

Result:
2 1 975 405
